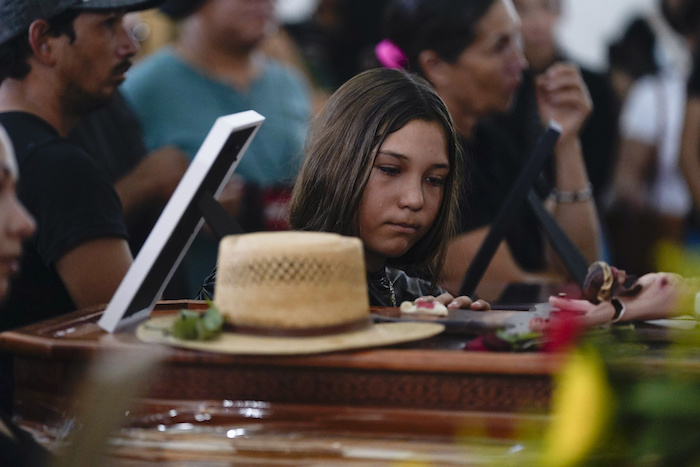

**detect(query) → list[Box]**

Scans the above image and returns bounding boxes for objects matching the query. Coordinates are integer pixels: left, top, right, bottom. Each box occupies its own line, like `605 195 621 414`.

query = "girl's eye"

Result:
426 176 445 187
377 166 400 176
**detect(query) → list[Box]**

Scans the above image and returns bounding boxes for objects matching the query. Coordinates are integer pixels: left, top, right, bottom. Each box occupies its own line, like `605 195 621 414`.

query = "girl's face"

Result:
358 119 449 272
0 136 35 300
435 0 527 122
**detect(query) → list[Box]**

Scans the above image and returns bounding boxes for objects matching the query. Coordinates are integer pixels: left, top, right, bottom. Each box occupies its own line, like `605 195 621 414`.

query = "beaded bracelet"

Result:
552 183 593 203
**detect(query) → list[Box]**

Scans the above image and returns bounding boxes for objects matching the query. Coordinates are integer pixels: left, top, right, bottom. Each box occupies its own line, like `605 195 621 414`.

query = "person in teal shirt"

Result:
122 48 310 187
121 0 312 296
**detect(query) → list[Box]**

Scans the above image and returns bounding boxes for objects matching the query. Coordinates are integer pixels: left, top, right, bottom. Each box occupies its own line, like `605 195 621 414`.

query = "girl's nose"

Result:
398 178 425 210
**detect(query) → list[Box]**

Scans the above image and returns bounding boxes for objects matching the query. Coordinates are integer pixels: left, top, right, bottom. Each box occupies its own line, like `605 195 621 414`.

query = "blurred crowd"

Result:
123 0 700 284
3 0 700 463
4 0 700 322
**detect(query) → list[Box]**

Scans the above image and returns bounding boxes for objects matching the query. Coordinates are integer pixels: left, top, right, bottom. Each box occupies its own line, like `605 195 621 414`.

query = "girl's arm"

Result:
680 96 700 210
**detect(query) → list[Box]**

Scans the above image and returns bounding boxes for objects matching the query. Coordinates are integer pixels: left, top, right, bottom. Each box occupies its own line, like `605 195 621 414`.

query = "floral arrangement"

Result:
542 324 700 465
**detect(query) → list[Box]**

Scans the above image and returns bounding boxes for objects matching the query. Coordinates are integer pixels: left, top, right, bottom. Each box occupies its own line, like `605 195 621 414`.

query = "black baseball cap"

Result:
158 0 206 20
0 0 164 45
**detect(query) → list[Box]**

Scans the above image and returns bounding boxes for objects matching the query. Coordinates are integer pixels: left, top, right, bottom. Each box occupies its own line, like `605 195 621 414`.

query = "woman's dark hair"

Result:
290 68 462 286
383 0 496 75
607 17 659 80
675 0 700 37
0 10 80 84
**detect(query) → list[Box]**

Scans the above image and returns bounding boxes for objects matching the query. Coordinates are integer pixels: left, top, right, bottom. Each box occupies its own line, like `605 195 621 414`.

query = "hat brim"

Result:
71 0 164 12
137 316 444 355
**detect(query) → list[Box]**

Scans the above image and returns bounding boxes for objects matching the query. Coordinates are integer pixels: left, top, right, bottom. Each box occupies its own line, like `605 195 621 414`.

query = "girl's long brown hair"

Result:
290 68 463 288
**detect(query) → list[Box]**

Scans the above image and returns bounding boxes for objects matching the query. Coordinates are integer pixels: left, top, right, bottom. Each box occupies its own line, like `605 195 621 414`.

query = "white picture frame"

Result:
98 110 264 333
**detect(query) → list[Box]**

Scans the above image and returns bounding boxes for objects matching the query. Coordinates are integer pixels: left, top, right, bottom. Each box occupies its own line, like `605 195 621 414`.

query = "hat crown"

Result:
214 232 370 332
137 231 445 355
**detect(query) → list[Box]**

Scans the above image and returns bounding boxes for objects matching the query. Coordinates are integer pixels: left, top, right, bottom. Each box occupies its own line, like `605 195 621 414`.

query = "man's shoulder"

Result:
0 111 59 152
0 112 91 168
0 115 98 180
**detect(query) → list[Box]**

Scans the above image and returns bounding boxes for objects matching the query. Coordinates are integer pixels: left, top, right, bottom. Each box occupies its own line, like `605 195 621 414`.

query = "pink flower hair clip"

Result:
375 39 408 70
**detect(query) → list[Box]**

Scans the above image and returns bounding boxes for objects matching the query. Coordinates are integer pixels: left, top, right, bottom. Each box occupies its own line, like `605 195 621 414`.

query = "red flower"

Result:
541 309 585 353
463 333 513 352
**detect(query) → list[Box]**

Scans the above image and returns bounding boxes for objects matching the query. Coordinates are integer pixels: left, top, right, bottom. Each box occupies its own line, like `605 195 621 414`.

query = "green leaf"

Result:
170 306 223 341
202 306 224 332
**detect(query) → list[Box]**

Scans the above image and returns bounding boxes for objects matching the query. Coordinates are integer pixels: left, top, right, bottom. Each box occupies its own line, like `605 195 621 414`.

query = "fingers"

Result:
536 77 591 109
549 296 618 327
431 293 490 310
430 293 458 307
470 299 490 310
428 293 471 308
537 62 583 86
536 63 592 114
538 87 588 107
548 296 593 313
447 296 473 309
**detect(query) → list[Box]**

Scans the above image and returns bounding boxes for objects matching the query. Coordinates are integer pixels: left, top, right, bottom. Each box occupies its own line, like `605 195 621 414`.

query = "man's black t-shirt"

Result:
0 112 128 331
69 91 147 184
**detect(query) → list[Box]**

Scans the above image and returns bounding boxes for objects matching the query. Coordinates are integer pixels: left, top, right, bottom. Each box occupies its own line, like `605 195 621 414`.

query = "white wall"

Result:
276 0 318 24
557 0 658 72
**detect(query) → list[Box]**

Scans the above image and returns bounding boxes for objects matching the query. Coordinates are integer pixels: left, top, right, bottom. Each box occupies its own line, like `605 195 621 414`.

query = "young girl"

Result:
289 68 487 310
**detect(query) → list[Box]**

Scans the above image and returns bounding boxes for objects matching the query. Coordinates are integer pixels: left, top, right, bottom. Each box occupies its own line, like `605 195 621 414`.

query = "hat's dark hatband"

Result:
223 316 373 338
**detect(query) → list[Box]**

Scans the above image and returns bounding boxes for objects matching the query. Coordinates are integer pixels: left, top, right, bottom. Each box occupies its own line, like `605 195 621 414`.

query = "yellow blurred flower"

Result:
541 347 614 466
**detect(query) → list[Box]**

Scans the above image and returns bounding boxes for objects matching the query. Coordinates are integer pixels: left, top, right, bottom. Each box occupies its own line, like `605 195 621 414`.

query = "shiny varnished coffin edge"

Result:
0 301 564 415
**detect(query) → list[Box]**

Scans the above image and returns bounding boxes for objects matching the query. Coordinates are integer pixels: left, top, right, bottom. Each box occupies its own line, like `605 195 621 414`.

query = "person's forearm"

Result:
114 173 153 222
114 146 188 227
114 168 168 229
441 229 557 301
680 98 700 209
550 138 601 264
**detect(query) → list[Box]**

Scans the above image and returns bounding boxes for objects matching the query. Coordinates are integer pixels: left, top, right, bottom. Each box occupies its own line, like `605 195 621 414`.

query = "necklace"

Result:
384 268 397 307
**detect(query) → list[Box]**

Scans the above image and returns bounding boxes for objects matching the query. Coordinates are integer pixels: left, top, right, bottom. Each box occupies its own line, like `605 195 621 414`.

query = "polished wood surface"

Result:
0 301 566 464
0 301 564 415
3 295 695 464
20 400 548 465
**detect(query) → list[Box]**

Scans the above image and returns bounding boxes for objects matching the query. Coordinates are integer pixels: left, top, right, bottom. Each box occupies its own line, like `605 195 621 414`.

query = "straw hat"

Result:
138 232 443 355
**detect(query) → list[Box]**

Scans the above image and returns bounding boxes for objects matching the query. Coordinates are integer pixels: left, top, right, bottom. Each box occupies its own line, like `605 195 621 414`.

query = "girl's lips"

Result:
388 223 419 234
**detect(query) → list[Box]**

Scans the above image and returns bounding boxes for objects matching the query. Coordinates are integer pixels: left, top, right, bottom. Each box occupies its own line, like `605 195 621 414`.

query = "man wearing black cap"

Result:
0 0 161 330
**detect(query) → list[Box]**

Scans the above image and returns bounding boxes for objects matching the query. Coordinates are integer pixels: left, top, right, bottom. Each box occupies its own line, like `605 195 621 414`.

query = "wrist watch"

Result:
610 297 626 323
